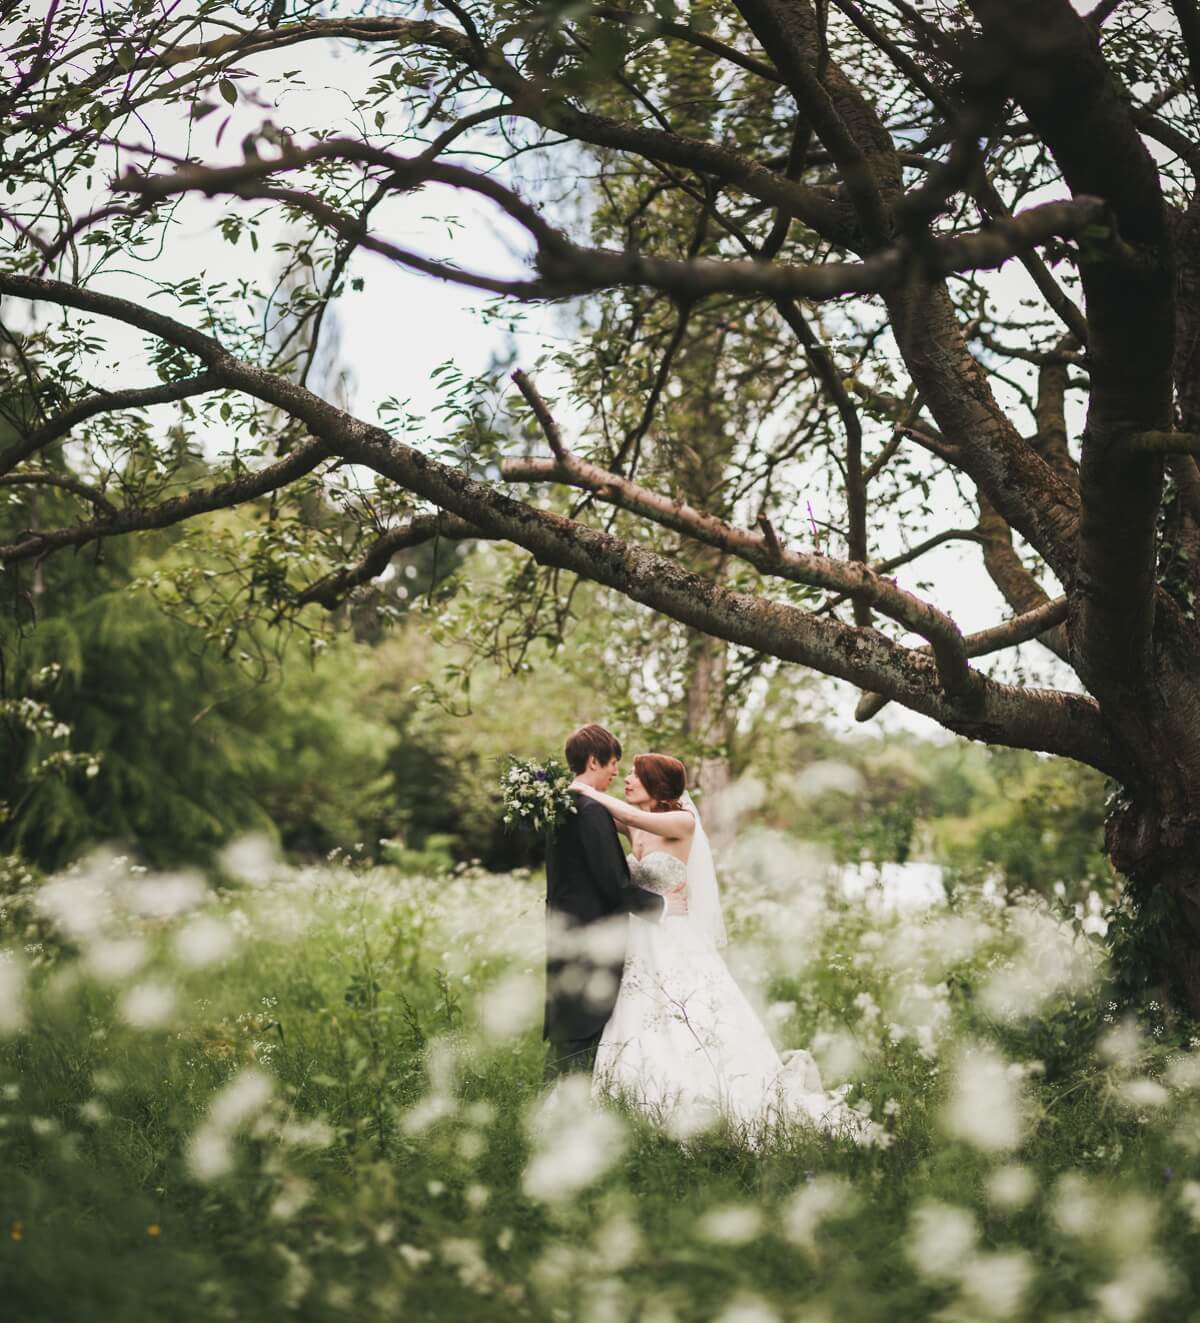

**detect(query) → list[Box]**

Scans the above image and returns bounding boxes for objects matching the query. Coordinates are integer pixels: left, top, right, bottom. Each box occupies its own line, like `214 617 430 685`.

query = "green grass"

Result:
1 845 1198 1323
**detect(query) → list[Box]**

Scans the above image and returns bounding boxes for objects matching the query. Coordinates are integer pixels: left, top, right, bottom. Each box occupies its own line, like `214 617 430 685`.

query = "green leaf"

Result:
116 46 135 71
220 402 232 422
219 79 238 106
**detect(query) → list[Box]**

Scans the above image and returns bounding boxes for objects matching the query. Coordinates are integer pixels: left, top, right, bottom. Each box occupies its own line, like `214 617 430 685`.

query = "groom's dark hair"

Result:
565 723 622 773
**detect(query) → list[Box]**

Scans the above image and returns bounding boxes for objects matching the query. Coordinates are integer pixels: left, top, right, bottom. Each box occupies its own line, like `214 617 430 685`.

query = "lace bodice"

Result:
627 850 687 895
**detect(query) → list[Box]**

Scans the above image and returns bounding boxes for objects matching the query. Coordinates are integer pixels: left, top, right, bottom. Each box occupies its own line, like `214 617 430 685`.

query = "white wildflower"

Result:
479 971 541 1039
84 937 147 982
0 955 27 1036
986 1164 1036 1210
698 1204 763 1245
173 915 235 968
782 1176 857 1251
118 979 176 1029
944 1046 1025 1151
959 1250 1035 1317
905 1201 977 1281
523 1077 625 1203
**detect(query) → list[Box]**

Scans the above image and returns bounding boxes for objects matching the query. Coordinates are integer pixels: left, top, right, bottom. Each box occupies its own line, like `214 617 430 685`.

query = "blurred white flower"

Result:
1093 1253 1178 1323
186 1127 234 1181
1182 1179 1200 1227
479 971 541 1039
1166 1054 1200 1090
36 874 111 941
441 1237 493 1292
944 1046 1025 1151
809 1029 864 1082
118 979 176 1029
84 937 147 982
1099 1017 1144 1069
398 1244 432 1270
905 1201 977 1281
986 1164 1037 1210
959 1250 1035 1317
523 1077 625 1203
783 1176 857 1251
276 1243 312 1309
0 955 27 1036
1119 1078 1169 1109
713 1296 782 1323
128 872 206 919
269 1176 311 1221
698 1204 763 1245
977 907 1096 1022
219 834 278 887
173 915 235 968
209 1067 274 1132
1050 1173 1099 1238
593 1214 640 1269
277 1117 334 1149
78 1098 109 1125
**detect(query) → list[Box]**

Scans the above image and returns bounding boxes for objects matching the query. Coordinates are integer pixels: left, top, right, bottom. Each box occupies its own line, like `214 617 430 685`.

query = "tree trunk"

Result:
1107 784 1200 1016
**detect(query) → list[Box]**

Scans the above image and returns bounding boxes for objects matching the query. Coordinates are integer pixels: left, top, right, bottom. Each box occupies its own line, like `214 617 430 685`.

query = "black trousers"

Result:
543 1030 602 1083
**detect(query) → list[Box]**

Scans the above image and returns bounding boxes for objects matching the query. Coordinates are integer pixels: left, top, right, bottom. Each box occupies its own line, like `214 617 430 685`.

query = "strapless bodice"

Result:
627 851 687 895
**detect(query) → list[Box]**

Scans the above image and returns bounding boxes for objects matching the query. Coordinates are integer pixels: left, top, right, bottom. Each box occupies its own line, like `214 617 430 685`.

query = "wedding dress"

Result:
593 800 871 1143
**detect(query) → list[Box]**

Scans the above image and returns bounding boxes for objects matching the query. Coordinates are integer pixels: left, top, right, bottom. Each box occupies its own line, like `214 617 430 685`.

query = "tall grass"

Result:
1 842 1197 1323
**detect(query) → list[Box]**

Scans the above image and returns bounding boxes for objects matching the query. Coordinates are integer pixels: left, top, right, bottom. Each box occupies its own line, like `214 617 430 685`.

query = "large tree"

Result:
2 1 1199 1001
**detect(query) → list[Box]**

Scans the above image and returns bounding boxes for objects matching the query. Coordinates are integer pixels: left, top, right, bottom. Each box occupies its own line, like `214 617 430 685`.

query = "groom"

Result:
543 722 687 1081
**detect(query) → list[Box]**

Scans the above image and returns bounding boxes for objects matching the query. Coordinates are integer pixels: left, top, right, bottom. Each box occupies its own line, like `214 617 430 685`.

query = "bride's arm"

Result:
570 782 693 839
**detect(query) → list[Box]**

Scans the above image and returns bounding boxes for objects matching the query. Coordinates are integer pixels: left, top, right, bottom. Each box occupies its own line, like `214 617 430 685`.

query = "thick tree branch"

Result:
855 596 1071 720
119 156 1111 305
500 445 980 702
0 271 1120 772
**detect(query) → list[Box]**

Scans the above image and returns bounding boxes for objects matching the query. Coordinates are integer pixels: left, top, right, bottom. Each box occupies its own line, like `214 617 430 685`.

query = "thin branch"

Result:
0 471 118 518
0 372 220 476
511 369 567 461
585 5 784 83
0 440 331 563
871 527 990 575
293 512 478 609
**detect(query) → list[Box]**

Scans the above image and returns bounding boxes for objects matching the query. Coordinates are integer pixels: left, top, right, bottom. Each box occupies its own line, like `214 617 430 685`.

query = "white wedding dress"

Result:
593 802 871 1144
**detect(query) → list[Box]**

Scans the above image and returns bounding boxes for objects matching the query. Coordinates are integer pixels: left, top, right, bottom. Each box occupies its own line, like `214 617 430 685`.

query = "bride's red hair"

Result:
633 754 687 812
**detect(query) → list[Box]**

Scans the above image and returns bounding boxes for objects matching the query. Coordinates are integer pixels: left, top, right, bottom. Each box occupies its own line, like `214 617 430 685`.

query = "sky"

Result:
18 6 1134 743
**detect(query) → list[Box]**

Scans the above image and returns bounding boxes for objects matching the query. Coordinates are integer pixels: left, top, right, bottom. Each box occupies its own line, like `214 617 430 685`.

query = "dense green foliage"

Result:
0 849 1192 1322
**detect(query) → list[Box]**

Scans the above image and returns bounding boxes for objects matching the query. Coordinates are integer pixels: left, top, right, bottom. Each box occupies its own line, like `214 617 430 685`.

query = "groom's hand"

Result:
665 889 688 917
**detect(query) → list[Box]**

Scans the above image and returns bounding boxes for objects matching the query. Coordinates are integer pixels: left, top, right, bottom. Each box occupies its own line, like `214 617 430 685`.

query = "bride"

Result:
570 753 872 1143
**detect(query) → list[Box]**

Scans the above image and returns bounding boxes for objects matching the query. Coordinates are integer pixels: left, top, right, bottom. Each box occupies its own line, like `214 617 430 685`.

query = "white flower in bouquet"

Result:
500 757 577 835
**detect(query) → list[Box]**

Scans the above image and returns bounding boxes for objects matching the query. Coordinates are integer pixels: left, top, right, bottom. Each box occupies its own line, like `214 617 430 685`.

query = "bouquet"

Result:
500 756 577 835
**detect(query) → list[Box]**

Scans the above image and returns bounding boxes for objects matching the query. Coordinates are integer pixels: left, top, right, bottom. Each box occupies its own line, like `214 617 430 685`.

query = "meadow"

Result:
1 837 1196 1323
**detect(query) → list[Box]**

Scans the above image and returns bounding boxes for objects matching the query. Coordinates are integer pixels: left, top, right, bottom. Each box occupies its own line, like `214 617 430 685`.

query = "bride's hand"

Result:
569 779 599 796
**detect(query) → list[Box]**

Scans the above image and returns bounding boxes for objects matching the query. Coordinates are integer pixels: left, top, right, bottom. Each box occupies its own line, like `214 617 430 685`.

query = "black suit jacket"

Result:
542 793 665 1044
